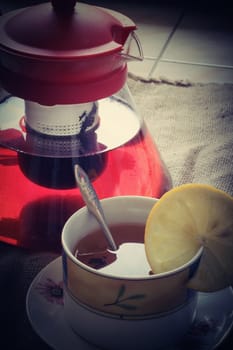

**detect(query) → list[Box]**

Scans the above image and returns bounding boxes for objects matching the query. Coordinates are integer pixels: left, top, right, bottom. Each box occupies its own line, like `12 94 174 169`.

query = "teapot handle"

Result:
121 32 144 62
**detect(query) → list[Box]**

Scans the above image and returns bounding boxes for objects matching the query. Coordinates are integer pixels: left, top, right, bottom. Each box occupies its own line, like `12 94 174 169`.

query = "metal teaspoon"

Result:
74 164 118 252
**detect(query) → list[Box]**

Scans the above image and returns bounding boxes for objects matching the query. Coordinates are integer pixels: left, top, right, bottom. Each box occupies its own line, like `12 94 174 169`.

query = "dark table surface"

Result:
0 242 233 350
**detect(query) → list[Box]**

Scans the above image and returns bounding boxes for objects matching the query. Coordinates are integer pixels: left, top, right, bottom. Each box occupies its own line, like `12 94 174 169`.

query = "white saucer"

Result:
26 257 233 350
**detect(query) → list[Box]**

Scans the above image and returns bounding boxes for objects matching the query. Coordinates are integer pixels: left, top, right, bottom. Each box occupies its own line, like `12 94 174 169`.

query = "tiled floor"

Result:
84 1 233 85
1 1 233 84
104 2 233 84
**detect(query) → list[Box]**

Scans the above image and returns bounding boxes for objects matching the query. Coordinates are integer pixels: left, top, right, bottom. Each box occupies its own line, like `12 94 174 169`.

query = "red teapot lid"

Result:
0 0 136 104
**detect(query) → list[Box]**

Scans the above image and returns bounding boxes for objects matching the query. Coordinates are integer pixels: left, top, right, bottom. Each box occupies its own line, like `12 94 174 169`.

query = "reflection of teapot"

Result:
0 1 172 252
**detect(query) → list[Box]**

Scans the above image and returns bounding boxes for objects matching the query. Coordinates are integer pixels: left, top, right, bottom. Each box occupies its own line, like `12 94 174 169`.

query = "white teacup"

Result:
61 196 202 350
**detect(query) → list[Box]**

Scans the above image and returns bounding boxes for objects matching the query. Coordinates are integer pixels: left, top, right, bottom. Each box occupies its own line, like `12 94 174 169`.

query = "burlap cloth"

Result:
128 76 233 196
0 77 233 349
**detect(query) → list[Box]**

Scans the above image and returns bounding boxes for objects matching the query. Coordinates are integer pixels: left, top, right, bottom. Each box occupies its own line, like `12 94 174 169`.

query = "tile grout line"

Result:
147 8 186 79
159 58 233 70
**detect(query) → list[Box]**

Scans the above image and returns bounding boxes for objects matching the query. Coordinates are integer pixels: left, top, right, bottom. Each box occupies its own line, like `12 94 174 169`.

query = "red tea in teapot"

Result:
0 93 171 253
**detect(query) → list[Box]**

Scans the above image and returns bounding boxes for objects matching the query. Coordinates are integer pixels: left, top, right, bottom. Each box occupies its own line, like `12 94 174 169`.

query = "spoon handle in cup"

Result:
74 164 118 251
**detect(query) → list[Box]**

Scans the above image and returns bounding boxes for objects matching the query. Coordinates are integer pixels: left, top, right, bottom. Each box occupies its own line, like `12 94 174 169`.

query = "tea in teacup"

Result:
74 223 151 276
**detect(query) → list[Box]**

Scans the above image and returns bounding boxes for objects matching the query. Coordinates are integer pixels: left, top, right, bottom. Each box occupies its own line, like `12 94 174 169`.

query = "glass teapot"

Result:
0 0 172 252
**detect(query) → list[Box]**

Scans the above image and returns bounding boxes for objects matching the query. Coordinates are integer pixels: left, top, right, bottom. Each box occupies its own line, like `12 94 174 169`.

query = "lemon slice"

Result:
144 183 233 292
